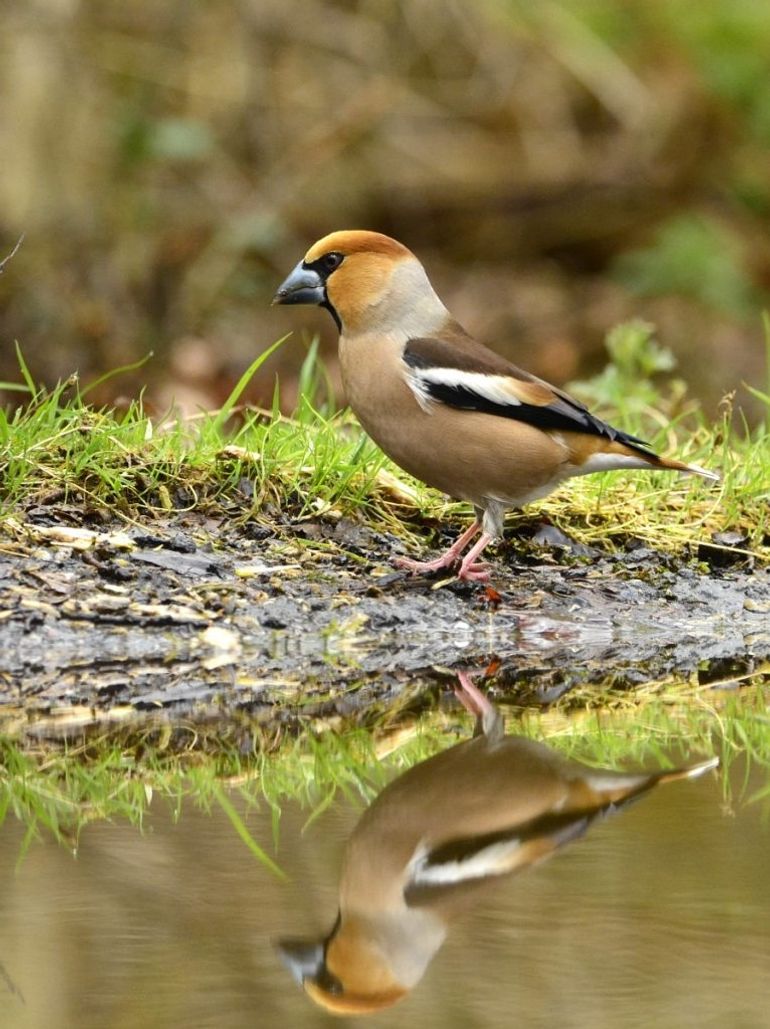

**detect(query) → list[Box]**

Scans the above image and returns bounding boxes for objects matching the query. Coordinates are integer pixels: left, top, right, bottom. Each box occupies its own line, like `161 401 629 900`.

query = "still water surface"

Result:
1 764 769 1029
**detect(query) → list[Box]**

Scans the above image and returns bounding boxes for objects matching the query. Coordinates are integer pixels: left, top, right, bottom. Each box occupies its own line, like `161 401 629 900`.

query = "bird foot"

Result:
457 560 491 583
392 554 491 582
392 554 458 576
393 525 494 582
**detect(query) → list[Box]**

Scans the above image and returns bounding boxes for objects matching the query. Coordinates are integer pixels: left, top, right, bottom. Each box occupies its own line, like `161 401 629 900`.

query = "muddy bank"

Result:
1 510 768 736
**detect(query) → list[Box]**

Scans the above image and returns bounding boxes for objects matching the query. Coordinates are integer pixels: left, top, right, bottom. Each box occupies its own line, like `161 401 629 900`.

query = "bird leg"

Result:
453 670 503 739
393 520 481 576
453 670 491 717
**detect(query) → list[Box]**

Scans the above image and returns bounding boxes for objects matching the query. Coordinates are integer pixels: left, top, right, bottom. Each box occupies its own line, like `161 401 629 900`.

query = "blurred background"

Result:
1 0 769 421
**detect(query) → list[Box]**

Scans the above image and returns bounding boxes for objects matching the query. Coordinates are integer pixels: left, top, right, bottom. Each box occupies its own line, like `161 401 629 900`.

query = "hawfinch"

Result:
274 231 718 582
278 671 718 1015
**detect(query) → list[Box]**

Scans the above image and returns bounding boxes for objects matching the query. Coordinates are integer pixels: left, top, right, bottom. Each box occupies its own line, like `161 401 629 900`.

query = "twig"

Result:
0 234 24 276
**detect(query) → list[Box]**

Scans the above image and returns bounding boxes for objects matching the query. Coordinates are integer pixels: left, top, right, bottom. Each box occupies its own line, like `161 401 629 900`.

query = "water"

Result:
1 758 769 1028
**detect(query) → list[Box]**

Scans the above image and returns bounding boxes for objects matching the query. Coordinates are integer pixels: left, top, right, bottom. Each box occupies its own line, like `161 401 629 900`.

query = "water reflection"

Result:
3 683 770 1029
279 673 719 1015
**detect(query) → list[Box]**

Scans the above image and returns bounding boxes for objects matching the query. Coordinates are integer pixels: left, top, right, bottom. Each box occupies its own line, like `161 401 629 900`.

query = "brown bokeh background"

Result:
1 0 769 420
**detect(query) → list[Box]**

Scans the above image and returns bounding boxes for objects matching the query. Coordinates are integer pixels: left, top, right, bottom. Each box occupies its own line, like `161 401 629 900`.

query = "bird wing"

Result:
403 803 619 906
402 331 652 453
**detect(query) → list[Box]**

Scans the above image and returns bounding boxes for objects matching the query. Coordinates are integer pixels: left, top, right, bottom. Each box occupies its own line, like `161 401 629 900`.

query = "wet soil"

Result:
1 508 768 738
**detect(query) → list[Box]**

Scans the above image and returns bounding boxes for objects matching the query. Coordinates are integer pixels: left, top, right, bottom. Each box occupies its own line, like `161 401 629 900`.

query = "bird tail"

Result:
584 755 719 805
645 452 721 482
652 755 720 785
604 436 721 482
567 433 720 481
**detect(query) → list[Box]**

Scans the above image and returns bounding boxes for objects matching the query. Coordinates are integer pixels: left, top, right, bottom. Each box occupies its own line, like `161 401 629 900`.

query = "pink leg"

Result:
453 670 494 718
393 520 481 576
456 532 494 582
453 670 503 739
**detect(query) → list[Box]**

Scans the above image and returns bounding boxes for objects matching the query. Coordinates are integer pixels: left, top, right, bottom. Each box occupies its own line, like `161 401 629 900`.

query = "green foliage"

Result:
747 313 770 434
659 0 770 142
564 319 768 560
0 717 441 865
210 334 289 433
613 216 757 317
571 319 679 418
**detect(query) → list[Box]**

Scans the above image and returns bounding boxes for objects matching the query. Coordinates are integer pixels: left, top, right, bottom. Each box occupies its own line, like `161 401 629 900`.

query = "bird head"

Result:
276 914 409 1016
273 230 447 336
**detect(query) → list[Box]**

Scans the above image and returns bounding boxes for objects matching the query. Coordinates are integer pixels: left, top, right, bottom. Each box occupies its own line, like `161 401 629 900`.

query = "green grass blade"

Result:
13 342 37 396
212 784 289 881
211 334 290 433
81 352 156 397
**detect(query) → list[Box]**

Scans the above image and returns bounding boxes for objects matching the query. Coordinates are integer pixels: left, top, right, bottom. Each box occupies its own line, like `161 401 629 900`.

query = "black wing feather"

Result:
404 336 653 456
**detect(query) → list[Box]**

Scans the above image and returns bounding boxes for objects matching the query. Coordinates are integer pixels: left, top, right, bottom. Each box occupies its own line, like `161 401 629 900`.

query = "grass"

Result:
0 322 768 561
0 340 409 542
1 671 769 870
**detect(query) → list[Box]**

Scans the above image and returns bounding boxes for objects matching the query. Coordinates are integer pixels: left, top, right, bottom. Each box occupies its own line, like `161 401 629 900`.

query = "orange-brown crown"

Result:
305 231 430 334
304 230 413 264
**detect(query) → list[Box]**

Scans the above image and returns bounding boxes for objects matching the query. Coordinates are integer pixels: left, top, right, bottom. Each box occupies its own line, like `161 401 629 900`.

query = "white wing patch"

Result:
404 366 523 414
407 839 521 888
404 370 435 413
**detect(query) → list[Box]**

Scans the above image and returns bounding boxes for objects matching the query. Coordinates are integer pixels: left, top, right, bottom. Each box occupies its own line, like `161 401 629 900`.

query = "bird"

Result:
277 671 719 1015
273 231 718 582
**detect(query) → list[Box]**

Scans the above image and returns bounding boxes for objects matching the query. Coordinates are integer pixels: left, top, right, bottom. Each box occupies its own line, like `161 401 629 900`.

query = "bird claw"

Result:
457 561 491 583
392 554 457 575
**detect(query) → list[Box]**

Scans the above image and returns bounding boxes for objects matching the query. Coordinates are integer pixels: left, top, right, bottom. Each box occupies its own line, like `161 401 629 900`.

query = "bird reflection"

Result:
278 672 718 1015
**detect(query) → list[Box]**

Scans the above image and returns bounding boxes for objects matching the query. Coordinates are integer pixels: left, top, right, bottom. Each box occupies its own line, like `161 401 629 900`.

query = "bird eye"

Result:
318 971 343 996
323 251 343 272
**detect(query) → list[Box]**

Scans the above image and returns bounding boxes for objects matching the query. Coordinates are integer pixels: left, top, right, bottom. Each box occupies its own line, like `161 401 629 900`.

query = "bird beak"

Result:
272 261 325 306
275 938 325 985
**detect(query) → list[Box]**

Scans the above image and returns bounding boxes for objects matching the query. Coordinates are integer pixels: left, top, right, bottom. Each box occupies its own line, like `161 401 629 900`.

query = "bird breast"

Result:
338 332 570 509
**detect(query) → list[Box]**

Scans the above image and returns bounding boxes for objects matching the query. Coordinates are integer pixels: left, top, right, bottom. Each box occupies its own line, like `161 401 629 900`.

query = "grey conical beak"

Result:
272 262 325 306
275 938 325 985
